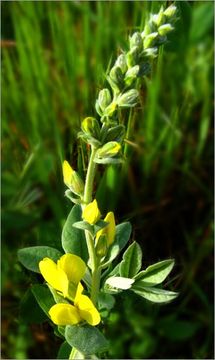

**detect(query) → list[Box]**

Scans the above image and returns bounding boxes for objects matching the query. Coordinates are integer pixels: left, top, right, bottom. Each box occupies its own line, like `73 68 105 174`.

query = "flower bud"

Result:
105 125 125 143
124 65 139 86
143 32 158 49
143 47 158 59
97 141 121 158
109 66 124 90
151 6 164 27
81 117 100 139
96 212 116 247
97 89 112 112
104 101 117 117
126 46 139 68
82 199 101 225
117 89 139 108
115 54 127 74
163 4 177 18
95 234 108 258
62 161 84 196
129 32 143 51
158 24 174 36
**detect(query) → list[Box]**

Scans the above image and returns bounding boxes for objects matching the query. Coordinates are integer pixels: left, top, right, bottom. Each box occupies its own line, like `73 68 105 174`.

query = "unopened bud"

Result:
143 47 158 59
124 65 139 86
95 234 108 258
115 54 127 74
126 46 139 68
151 7 164 27
97 141 121 158
105 125 125 143
104 101 117 117
117 89 139 108
164 4 177 18
62 161 84 196
97 89 112 112
96 212 116 247
158 23 174 36
81 117 100 139
82 199 101 225
143 32 158 49
129 32 143 50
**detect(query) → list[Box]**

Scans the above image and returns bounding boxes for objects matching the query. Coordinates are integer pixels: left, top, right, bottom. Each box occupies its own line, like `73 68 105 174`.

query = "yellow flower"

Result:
39 254 86 299
49 283 100 326
63 160 74 187
96 211 116 247
82 199 101 225
62 160 84 196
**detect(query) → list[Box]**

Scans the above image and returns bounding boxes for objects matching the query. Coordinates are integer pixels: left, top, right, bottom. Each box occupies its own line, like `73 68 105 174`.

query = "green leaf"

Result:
119 241 142 278
134 259 175 285
103 222 132 265
65 324 109 355
132 285 178 303
72 220 93 233
62 205 88 263
19 288 48 324
98 292 115 312
57 341 71 359
31 284 55 317
94 157 123 165
158 316 200 341
17 246 63 273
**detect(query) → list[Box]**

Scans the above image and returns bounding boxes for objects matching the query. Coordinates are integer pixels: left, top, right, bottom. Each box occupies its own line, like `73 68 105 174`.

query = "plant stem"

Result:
82 146 101 304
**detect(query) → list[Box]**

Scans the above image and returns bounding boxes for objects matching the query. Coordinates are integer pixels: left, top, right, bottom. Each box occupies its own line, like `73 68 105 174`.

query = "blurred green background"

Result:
2 1 213 359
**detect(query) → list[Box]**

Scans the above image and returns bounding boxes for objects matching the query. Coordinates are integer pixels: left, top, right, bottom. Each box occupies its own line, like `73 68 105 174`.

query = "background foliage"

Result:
2 1 213 359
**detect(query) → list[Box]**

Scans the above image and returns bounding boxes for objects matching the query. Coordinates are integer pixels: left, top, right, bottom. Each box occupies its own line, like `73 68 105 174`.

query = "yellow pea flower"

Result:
39 254 86 299
62 160 84 196
82 199 101 225
96 212 116 247
49 283 100 326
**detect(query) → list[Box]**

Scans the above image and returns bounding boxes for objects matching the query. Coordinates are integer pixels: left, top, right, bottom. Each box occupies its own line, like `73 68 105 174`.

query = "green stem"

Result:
82 146 101 304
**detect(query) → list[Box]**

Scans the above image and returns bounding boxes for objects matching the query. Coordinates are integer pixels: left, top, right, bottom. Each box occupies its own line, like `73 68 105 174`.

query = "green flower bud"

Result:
97 88 112 112
158 24 174 36
115 54 127 74
163 4 177 18
143 32 158 49
126 46 139 68
104 101 117 117
117 89 139 108
81 117 100 139
143 47 158 59
105 125 125 143
124 65 139 86
151 6 164 27
129 32 143 51
97 141 121 158
108 66 124 93
95 234 108 258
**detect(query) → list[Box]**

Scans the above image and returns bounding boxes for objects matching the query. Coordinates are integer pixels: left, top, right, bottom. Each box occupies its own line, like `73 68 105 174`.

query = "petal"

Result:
39 258 69 296
76 294 101 326
49 303 81 325
63 160 74 187
96 212 115 247
105 212 115 246
57 254 86 285
82 200 101 225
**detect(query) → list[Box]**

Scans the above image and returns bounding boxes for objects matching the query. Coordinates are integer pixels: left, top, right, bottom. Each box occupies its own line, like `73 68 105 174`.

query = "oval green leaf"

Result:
132 285 178 303
61 205 88 263
17 246 62 273
134 259 175 285
119 241 142 278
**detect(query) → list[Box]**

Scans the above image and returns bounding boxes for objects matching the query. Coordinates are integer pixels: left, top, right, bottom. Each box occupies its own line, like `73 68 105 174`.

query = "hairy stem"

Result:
82 146 101 304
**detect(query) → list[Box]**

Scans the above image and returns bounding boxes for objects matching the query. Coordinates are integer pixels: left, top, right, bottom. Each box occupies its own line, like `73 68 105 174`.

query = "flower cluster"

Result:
39 254 100 326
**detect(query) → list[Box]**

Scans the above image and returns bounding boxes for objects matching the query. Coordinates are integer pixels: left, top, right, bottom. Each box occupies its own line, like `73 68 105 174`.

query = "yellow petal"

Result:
96 211 115 246
105 212 115 246
39 258 69 296
82 199 101 225
63 160 74 187
76 294 101 326
57 254 86 285
49 303 81 325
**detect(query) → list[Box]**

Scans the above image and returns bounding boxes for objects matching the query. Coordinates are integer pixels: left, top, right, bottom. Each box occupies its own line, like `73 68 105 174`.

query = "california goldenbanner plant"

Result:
18 4 178 359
